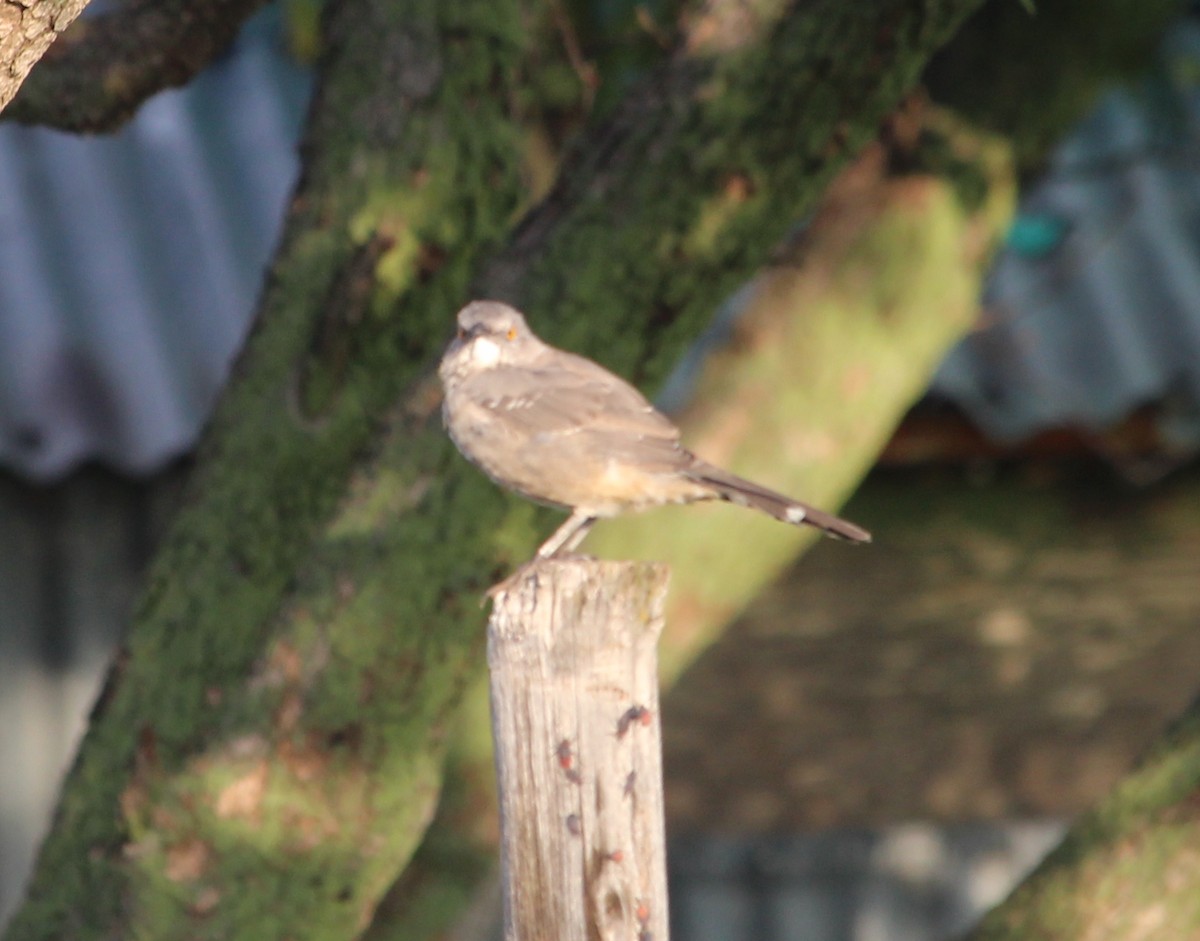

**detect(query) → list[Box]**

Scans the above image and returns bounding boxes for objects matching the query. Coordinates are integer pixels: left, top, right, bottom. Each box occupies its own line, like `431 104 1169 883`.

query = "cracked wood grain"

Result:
488 559 670 941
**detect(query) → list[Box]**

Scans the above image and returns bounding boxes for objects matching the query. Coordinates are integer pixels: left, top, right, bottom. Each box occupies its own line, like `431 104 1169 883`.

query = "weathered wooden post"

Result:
486 558 671 941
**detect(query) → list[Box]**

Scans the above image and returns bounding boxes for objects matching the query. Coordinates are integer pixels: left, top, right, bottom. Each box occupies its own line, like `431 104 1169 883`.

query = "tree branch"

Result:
3 0 269 130
0 0 91 115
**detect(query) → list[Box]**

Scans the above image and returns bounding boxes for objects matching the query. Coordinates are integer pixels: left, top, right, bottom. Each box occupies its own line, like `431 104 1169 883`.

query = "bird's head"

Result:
440 300 539 379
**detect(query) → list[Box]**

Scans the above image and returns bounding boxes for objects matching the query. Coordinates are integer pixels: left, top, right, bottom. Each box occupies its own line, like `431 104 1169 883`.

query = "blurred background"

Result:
4 2 1200 939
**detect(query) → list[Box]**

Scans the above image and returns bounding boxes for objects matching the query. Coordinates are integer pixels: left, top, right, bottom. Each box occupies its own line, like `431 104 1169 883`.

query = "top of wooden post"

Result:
488 559 670 648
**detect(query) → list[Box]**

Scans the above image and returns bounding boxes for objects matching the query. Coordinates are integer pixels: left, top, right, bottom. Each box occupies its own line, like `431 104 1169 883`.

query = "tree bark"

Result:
0 0 91 114
3 0 270 130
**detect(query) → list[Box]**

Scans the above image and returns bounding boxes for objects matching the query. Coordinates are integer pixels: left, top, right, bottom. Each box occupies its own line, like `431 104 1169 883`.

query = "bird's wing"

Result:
464 352 693 475
471 353 679 442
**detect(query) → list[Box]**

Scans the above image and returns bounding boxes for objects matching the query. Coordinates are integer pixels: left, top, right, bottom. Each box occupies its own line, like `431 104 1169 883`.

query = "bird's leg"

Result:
559 514 597 554
485 511 599 604
536 509 597 558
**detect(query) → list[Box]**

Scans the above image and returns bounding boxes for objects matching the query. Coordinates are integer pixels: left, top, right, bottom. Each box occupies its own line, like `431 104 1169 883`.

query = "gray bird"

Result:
439 300 871 561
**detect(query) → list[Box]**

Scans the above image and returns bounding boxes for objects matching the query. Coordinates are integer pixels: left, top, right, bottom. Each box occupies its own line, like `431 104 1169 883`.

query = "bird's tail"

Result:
685 461 871 544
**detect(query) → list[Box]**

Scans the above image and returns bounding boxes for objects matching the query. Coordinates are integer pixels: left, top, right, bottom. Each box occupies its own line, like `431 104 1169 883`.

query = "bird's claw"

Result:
483 563 536 605
482 552 598 606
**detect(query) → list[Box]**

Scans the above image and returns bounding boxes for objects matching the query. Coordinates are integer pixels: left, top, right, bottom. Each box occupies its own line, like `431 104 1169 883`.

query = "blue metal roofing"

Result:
0 9 310 480
931 21 1200 450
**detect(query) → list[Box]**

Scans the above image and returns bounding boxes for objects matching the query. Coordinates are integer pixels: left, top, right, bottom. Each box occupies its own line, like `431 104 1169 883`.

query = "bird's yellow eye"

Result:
506 327 517 341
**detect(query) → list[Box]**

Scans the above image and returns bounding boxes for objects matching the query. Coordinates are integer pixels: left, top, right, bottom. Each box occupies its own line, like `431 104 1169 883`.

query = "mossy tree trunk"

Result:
5 1 994 939
966 690 1200 940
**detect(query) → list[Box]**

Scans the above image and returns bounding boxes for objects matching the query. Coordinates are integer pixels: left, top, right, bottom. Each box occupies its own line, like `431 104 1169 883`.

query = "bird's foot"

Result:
484 562 538 605
483 553 599 605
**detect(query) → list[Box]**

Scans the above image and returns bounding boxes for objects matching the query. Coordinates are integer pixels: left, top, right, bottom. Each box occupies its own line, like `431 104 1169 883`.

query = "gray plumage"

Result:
439 300 870 559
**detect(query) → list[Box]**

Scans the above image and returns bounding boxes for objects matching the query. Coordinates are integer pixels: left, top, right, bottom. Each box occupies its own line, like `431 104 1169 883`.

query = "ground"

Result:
663 462 1200 831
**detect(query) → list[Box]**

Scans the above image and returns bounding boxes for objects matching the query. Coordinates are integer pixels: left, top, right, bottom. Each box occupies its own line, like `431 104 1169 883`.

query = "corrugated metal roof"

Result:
0 8 310 480
931 20 1200 450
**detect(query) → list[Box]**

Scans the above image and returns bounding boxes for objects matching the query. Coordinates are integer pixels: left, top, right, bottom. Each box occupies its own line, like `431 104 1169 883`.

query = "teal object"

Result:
1003 213 1070 256
1005 213 1069 257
